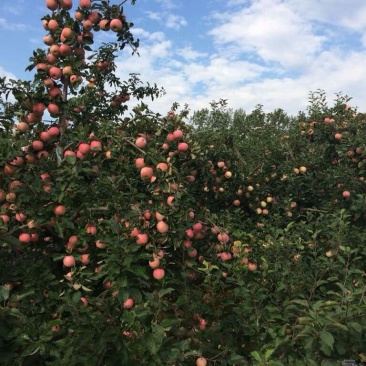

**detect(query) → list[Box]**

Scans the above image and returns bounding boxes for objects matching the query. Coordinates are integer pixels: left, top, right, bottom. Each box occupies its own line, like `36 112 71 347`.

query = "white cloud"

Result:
150 40 172 58
182 57 267 85
0 67 17 104
146 11 160 21
133 28 166 42
2 5 22 15
0 17 27 30
131 27 153 39
183 47 366 115
111 9 366 119
285 0 366 48
227 0 250 5
177 46 208 61
29 37 42 45
0 0 26 16
286 0 366 32
165 14 187 30
148 31 166 42
209 0 326 69
146 11 187 30
0 66 17 80
155 0 180 10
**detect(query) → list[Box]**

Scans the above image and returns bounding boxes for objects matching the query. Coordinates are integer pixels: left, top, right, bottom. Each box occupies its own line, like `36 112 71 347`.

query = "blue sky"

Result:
1 0 366 116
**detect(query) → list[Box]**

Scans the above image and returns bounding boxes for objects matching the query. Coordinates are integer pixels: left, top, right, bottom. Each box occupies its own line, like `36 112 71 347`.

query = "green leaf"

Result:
328 322 348 331
65 154 76 165
158 287 174 298
146 336 160 355
0 286 10 301
72 291 81 303
54 223 64 238
303 336 314 350
305 359 319 366
335 342 346 355
290 299 309 307
314 280 328 290
81 286 93 292
229 354 246 362
349 322 362 333
82 36 94 45
320 343 332 356
251 351 262 362
319 330 334 348
175 338 191 351
0 232 20 247
9 290 34 302
264 348 275 360
161 317 180 328
321 359 340 366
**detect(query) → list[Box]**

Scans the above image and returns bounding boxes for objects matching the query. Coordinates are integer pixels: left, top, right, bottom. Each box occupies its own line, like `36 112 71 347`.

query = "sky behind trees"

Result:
1 0 365 115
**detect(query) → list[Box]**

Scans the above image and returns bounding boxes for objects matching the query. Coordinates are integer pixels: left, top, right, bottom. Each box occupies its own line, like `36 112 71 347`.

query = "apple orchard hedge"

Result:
1 1 366 366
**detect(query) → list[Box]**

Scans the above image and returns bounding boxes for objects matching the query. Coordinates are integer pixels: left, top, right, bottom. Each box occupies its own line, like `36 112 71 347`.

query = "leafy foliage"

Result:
0 1 366 365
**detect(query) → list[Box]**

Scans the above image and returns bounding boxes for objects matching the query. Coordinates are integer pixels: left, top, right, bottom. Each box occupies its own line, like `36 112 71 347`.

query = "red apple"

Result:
140 167 153 180
46 0 59 11
63 255 75 267
19 233 31 243
123 298 134 309
178 142 189 152
79 0 91 10
54 205 66 215
153 268 165 280
110 18 123 32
